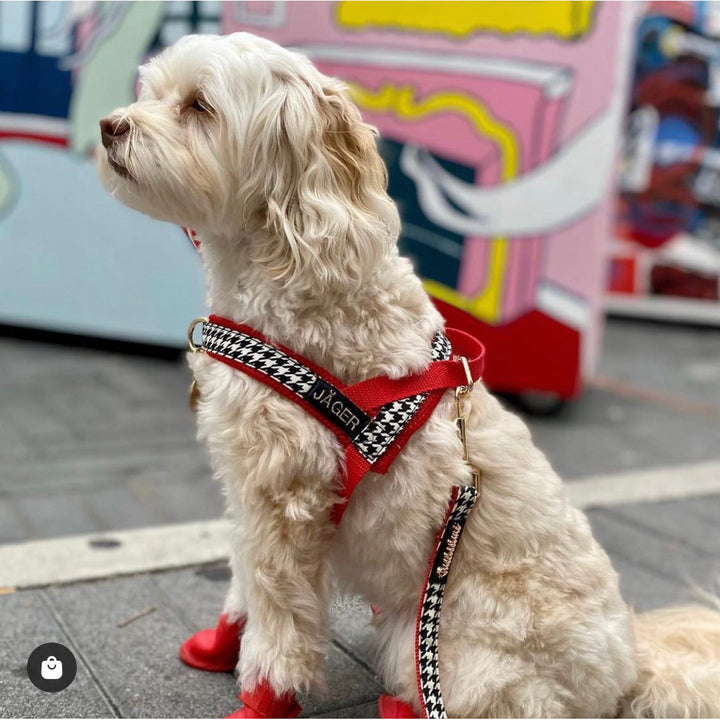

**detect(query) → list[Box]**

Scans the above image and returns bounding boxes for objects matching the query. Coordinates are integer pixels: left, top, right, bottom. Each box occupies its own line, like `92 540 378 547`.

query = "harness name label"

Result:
436 523 461 579
305 378 369 440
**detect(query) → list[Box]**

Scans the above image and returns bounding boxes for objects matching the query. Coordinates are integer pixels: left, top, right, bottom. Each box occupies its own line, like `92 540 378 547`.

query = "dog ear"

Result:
318 86 389 215
257 77 397 283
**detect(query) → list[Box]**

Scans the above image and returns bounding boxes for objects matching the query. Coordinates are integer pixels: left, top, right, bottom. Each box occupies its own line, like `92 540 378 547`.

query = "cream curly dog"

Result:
98 32 720 718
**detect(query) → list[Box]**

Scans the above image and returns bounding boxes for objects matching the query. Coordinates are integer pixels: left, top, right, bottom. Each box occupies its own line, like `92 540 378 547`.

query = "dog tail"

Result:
621 605 720 717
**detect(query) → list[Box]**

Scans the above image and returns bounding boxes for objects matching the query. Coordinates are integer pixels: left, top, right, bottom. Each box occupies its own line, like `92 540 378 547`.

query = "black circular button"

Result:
27 642 77 692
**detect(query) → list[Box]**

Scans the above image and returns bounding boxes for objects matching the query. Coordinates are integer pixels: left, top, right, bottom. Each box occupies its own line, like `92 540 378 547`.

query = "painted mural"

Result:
0 2 212 345
611 1 720 324
224 1 635 397
0 2 634 397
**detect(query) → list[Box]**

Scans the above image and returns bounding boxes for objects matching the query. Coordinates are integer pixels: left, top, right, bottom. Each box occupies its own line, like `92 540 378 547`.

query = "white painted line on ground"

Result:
0 519 231 590
1 460 720 590
566 459 720 510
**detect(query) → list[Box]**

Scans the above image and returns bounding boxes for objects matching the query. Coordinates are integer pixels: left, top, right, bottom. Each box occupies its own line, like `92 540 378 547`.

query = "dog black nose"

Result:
100 116 130 149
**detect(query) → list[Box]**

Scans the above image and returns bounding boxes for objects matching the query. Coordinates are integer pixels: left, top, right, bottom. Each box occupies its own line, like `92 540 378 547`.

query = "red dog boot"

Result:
378 694 420 719
226 679 301 719
179 614 245 672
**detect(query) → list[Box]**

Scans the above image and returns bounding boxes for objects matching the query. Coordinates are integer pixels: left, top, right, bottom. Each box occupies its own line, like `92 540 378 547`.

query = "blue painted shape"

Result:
0 50 72 118
0 142 206 346
379 138 474 291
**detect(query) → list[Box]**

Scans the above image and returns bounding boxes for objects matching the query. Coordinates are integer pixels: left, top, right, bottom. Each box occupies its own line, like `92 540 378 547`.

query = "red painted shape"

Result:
433 300 582 399
0 132 68 147
608 257 637 294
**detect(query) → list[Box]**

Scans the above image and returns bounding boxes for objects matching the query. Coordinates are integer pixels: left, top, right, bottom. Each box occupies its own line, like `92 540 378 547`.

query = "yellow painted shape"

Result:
423 239 509 320
348 84 518 181
349 82 519 322
336 1 596 40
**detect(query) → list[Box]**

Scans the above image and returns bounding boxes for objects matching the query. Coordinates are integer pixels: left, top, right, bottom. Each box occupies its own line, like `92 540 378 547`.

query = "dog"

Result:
98 32 720 718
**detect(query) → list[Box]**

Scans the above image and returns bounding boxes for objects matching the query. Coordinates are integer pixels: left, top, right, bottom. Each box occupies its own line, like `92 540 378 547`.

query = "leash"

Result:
184 231 484 717
415 380 479 719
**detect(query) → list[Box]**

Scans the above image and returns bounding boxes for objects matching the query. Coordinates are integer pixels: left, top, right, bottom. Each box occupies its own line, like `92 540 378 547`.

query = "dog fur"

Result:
99 32 720 717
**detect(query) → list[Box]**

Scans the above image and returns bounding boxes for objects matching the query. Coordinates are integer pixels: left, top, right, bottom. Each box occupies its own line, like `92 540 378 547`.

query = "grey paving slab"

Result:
2 485 720 720
329 596 377 673
2 445 208 493
526 385 720 480
0 498 32 544
609 556 687 612
298 644 384 718
607 497 720 557
148 479 224 527
676 494 720 525
151 563 230 632
316 700 378 718
587 507 720 588
8 399 77 446
46 574 239 718
600 320 720 405
0 590 115 718
82 484 173 531
0 414 35 462
14 493 100 539
522 319 720 480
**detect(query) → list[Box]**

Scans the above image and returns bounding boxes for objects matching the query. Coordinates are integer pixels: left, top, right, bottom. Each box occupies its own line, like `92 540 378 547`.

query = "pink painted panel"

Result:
222 1 637 383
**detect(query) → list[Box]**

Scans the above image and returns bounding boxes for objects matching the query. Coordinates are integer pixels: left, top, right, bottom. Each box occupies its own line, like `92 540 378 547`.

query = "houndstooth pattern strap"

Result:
416 484 477 719
353 331 452 463
203 322 318 395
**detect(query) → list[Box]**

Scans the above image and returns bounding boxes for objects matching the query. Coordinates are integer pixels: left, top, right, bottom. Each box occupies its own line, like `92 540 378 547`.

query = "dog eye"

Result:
189 97 209 112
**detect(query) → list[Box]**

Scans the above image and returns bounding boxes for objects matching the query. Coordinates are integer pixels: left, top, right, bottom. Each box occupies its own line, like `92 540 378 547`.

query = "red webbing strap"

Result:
344 329 484 409
333 388 446 524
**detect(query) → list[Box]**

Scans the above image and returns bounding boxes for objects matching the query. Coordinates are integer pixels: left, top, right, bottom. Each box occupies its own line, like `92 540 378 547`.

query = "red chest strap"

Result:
195 315 484 523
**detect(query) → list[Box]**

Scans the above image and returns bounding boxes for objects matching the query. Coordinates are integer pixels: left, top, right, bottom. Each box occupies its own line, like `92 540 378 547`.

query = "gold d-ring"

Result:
187 317 208 352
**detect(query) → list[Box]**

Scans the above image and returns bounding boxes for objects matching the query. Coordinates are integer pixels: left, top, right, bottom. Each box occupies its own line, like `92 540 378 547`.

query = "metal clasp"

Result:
187 317 208 413
454 357 480 491
187 317 208 353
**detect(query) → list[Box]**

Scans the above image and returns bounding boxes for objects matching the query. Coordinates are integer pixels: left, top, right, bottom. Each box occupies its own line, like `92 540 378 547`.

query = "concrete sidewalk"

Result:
2 493 720 719
1 317 719 717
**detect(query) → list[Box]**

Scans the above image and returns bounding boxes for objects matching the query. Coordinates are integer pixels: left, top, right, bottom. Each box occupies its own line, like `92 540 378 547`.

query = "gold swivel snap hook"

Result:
454 356 480 492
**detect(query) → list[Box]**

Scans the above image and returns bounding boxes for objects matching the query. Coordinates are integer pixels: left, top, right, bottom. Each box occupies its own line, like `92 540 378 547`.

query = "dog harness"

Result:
188 313 484 718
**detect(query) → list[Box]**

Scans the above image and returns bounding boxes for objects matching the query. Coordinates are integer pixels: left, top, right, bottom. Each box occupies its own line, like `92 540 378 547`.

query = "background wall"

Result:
0 1 210 346
0 1 635 398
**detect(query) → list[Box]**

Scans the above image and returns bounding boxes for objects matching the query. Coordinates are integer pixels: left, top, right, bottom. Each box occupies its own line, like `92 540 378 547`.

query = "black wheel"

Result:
511 392 567 416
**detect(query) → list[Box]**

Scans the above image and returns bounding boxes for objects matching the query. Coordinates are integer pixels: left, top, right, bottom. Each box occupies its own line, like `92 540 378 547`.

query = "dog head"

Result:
98 32 398 281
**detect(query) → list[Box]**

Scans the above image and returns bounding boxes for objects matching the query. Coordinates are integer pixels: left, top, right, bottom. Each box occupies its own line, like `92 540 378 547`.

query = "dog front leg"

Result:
179 513 248 673
231 478 334 718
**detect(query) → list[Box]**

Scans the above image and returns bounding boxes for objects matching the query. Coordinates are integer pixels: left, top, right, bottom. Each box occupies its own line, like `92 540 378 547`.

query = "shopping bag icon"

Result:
40 656 63 680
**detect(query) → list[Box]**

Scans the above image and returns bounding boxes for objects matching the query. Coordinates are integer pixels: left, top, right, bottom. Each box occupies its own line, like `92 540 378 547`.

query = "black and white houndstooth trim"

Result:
202 323 317 396
353 331 452 463
417 484 477 719
202 321 452 463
